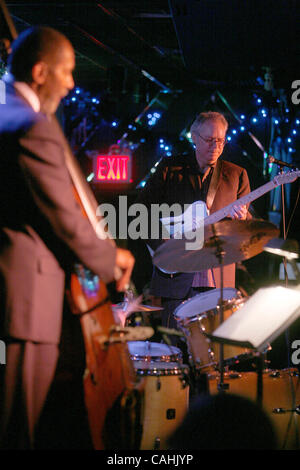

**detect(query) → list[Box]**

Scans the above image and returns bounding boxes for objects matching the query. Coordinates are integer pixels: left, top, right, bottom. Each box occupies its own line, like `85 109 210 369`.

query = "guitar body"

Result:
68 265 143 450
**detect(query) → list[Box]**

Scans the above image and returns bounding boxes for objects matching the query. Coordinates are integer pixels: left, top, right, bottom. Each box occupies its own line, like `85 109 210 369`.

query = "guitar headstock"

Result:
273 169 300 186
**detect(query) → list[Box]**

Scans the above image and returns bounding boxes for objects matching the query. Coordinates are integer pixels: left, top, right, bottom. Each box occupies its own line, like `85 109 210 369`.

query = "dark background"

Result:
1 0 300 370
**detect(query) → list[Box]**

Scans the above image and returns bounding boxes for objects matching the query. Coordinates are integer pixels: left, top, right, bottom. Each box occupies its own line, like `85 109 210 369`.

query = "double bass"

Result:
61 128 144 450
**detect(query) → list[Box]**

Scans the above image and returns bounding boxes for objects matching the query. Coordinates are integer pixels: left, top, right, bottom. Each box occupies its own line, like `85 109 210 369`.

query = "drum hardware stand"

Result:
96 325 154 349
272 404 300 415
211 224 229 393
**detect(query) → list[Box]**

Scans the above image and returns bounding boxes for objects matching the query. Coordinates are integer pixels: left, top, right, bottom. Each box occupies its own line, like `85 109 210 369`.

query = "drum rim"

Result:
175 297 246 325
174 287 239 320
127 340 181 355
130 353 182 363
133 361 190 376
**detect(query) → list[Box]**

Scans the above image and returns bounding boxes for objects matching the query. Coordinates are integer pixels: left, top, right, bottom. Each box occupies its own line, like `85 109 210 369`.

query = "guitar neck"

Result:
204 179 275 226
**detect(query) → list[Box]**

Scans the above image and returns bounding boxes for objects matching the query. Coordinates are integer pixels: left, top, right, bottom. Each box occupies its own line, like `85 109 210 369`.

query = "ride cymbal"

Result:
153 219 279 273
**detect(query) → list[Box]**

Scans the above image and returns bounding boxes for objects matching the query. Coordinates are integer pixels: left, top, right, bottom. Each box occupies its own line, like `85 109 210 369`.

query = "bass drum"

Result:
208 368 300 450
133 361 190 450
174 288 251 371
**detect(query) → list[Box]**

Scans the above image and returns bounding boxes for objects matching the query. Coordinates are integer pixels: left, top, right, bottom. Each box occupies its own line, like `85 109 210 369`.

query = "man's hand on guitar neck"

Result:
228 204 248 220
114 248 135 292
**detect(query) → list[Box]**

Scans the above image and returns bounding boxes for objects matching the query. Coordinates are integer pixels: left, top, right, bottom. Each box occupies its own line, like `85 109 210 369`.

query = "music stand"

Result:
204 286 300 405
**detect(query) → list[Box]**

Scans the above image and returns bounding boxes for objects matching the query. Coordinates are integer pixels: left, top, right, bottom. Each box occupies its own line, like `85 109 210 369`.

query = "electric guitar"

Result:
149 169 300 274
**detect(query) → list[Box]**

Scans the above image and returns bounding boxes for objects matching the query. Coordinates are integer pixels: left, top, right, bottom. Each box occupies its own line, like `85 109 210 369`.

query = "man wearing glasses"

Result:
137 111 251 347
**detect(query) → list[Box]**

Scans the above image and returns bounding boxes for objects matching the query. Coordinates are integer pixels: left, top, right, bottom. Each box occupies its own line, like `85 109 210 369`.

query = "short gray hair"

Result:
190 111 228 134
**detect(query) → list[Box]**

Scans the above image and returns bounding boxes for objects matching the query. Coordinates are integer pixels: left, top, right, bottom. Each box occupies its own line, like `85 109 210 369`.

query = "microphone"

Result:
268 155 299 170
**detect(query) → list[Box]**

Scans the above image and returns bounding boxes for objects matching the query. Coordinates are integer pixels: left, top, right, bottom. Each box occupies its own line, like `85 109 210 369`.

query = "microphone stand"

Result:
275 163 291 368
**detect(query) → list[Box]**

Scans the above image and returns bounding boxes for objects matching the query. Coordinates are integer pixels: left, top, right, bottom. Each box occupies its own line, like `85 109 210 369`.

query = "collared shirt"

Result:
14 81 40 113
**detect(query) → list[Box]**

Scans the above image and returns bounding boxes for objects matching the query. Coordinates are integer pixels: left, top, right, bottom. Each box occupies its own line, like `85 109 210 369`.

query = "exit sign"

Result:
94 154 132 183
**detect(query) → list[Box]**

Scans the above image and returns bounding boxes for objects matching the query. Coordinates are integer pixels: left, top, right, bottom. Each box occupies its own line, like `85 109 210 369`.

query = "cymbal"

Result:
96 326 155 347
110 326 155 342
112 303 163 312
153 219 279 273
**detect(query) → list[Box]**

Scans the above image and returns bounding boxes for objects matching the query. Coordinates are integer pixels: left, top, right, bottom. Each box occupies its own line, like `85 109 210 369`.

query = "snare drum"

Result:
127 341 182 363
208 368 300 450
134 361 190 450
174 288 251 370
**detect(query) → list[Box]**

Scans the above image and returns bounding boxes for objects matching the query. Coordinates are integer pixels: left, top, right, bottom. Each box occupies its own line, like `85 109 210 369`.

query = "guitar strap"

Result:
206 159 222 214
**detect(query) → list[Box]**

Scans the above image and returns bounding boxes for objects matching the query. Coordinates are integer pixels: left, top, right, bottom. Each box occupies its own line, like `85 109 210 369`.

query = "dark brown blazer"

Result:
137 152 251 299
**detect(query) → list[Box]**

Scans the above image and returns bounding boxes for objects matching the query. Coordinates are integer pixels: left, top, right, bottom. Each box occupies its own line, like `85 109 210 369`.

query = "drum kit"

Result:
120 219 300 449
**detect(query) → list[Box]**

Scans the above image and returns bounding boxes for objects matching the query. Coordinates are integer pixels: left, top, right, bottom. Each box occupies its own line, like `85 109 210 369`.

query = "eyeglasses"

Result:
197 134 226 146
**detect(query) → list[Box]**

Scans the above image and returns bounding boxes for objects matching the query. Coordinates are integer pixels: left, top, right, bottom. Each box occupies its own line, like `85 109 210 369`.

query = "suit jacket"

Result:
137 152 251 299
0 86 116 344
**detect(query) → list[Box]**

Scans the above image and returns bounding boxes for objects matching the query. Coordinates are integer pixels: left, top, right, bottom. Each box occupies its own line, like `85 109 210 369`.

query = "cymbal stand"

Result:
211 225 228 393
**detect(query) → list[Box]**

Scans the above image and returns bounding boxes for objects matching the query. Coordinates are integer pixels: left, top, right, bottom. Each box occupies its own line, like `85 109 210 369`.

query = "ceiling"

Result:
2 0 298 93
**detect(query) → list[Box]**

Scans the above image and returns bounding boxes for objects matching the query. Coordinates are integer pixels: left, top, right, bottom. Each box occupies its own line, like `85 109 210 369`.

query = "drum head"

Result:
174 288 238 320
127 341 182 362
